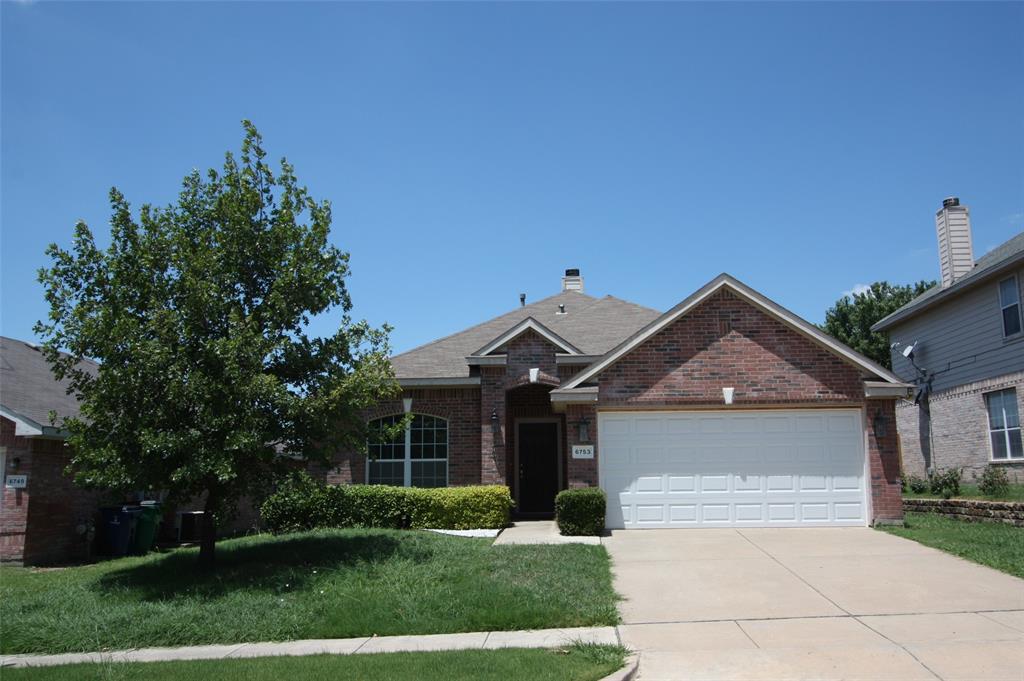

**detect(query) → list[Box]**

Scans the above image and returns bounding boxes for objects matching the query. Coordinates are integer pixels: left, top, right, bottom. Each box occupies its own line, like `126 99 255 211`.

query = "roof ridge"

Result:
389 290 597 360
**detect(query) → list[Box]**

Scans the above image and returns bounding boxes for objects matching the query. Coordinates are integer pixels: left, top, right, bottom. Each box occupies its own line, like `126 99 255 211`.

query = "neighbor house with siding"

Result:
873 198 1024 482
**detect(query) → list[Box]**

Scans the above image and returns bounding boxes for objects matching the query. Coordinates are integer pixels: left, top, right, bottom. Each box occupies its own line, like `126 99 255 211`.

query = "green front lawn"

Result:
1 644 629 681
903 482 1024 502
880 512 1024 578
1 529 619 655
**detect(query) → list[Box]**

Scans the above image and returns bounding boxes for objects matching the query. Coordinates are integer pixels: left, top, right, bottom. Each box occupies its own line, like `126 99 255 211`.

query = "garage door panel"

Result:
600 410 867 529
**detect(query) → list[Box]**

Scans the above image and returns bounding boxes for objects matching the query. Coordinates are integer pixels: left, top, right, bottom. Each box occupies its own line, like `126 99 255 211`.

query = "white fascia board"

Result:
471 317 582 357
561 274 905 391
549 386 599 404
397 377 481 388
864 381 914 399
0 406 45 437
465 355 507 366
555 354 602 365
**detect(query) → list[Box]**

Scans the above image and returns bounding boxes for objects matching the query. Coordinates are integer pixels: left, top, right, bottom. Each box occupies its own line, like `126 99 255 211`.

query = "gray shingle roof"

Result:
0 336 96 430
390 291 661 379
872 230 1024 331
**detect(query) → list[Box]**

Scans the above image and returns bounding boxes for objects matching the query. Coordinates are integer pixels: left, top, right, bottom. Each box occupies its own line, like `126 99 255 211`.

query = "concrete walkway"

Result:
0 626 620 668
494 520 602 545
603 528 1024 681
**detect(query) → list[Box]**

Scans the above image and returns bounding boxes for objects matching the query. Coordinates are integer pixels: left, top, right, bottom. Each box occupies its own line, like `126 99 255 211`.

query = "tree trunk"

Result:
198 490 219 571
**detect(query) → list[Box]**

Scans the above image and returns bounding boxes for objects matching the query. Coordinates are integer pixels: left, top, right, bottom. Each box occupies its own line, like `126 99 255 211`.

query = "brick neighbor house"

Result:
873 198 1024 482
328 271 909 528
0 337 103 564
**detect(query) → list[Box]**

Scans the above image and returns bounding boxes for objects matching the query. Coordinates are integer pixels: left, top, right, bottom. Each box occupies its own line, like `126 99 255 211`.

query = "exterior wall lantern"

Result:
722 387 735 405
574 416 591 443
529 368 540 384
7 456 20 471
490 408 499 433
403 397 413 413
873 408 889 438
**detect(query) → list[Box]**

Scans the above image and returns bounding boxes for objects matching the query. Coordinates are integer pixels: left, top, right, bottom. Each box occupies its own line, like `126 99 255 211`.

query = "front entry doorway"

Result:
516 420 561 515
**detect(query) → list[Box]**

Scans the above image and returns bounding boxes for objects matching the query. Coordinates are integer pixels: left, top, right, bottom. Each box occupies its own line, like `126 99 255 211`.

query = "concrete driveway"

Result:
603 528 1024 681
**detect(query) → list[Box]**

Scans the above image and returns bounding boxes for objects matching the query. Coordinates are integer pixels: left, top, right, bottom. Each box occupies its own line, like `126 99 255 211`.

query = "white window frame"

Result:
985 388 1023 462
366 414 449 487
998 275 1022 338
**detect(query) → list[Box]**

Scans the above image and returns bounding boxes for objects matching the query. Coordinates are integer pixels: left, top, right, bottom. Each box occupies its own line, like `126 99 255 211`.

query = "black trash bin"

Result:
99 506 142 557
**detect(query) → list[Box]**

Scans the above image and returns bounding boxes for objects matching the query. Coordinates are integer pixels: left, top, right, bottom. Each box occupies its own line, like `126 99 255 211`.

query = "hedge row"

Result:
260 473 513 533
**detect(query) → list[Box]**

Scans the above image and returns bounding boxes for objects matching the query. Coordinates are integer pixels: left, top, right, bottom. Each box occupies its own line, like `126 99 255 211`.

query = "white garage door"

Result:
599 410 867 528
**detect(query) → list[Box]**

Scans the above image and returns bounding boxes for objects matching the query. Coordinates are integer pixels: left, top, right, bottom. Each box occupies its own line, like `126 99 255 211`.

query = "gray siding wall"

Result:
887 265 1024 392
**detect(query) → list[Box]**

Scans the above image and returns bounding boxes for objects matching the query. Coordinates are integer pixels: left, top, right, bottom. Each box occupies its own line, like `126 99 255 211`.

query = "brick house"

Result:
873 198 1024 482
329 270 909 528
0 337 102 564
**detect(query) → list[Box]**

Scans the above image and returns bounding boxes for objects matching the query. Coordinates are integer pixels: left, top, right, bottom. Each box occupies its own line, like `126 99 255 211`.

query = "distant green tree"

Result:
36 122 400 570
822 281 936 369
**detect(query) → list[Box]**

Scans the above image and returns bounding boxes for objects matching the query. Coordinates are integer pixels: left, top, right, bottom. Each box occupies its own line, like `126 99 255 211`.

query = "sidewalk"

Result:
0 626 620 669
493 520 602 545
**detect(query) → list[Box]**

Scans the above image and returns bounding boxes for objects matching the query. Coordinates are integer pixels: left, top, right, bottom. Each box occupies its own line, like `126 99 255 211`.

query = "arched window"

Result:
367 414 448 487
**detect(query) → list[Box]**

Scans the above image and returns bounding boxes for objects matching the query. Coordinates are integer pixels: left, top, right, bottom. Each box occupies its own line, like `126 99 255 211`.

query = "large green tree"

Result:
822 280 936 369
36 122 399 569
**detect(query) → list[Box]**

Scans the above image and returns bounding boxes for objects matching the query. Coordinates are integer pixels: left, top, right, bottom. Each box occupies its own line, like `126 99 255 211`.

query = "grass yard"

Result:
903 482 1024 502
880 511 1024 578
1 644 629 681
0 528 618 655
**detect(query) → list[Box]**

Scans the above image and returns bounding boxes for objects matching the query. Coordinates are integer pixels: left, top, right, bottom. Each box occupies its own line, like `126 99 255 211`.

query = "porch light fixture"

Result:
873 408 889 438
7 457 20 471
529 368 540 384
574 416 591 443
403 397 413 413
722 387 735 405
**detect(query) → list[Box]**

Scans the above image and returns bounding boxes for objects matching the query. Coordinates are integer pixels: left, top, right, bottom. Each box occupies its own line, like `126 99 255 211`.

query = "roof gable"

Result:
389 290 660 380
559 274 904 391
472 317 582 357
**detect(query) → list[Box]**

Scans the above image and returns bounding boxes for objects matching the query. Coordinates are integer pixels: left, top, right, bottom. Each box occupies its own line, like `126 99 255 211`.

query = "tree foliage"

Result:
35 121 400 568
822 280 936 369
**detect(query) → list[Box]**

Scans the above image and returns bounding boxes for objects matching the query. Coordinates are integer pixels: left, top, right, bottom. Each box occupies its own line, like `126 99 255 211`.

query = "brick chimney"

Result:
935 197 974 288
561 268 584 292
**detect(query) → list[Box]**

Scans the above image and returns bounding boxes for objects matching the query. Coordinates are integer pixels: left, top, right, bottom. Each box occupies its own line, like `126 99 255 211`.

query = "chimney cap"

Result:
942 197 960 208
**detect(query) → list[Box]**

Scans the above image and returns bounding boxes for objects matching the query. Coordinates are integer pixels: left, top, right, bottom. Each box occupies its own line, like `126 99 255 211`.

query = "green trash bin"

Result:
132 502 161 555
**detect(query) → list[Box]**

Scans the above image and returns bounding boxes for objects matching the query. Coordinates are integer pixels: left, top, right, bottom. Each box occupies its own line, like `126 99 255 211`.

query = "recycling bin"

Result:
132 502 161 554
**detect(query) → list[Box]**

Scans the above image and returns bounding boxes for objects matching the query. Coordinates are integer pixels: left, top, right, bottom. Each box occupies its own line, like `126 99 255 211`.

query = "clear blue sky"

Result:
3 2 1022 356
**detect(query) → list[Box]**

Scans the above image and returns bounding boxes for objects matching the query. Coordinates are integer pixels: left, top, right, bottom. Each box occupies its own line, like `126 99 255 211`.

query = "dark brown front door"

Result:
517 421 560 514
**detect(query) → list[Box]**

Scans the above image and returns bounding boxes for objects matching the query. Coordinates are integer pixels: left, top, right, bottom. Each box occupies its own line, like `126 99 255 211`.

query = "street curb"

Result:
598 654 639 681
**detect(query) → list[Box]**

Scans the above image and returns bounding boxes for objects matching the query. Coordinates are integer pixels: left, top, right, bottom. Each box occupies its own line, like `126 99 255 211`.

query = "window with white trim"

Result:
367 414 448 487
986 388 1023 461
998 276 1021 337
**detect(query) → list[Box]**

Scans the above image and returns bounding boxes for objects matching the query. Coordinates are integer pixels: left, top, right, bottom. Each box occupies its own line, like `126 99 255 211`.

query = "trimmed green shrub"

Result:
261 477 513 533
555 488 606 536
977 465 1011 498
259 472 335 534
929 467 963 500
408 486 514 530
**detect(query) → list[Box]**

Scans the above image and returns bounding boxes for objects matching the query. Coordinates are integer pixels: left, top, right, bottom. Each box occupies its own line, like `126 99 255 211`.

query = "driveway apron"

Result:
603 527 1024 681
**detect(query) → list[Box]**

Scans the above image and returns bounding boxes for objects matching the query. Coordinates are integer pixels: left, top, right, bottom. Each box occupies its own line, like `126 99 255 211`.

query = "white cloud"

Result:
842 283 872 299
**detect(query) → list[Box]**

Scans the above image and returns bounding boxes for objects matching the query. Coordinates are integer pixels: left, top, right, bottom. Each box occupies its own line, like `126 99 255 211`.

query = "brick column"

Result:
868 399 903 524
566 403 598 488
480 367 506 485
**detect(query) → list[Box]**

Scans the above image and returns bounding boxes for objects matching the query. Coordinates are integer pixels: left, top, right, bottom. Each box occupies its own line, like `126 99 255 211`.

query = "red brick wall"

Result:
599 290 864 407
325 387 481 486
1 417 104 565
868 400 903 523
566 403 598 488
